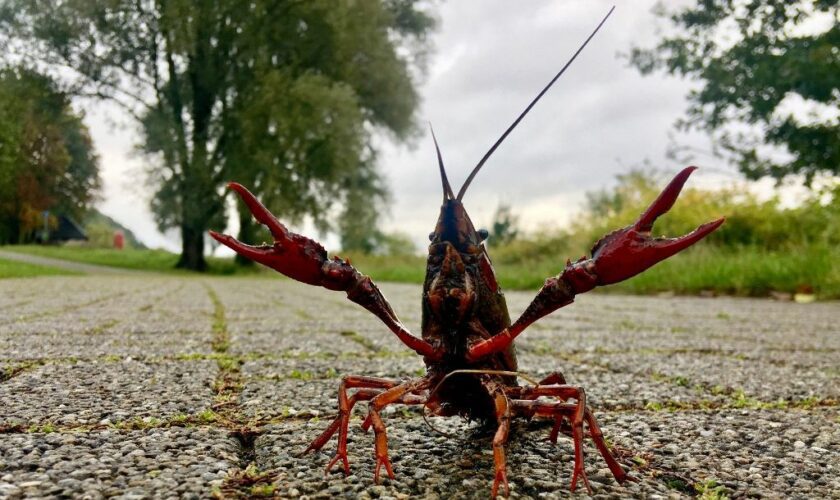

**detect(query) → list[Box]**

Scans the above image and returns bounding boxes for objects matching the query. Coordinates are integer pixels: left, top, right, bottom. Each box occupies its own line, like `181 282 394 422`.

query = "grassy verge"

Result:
2 245 259 276
347 245 840 299
0 257 79 278
340 253 427 283
6 243 836 299
606 245 839 299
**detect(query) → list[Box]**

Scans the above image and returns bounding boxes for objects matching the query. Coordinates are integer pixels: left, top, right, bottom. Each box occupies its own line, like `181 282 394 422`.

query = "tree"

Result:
490 203 520 245
0 68 100 244
0 0 434 270
629 0 839 183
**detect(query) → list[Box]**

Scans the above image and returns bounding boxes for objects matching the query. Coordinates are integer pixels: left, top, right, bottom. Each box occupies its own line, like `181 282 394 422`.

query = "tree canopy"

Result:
0 68 100 244
629 0 838 183
0 0 435 269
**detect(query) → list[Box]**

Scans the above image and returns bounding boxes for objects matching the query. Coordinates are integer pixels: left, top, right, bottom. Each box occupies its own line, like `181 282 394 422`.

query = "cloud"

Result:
379 0 717 246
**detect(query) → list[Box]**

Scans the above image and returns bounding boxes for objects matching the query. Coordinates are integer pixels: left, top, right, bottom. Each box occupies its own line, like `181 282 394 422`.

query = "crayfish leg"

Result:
303 375 401 475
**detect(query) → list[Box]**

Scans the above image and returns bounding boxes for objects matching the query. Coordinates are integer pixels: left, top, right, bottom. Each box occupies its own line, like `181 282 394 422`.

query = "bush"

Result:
487 170 840 297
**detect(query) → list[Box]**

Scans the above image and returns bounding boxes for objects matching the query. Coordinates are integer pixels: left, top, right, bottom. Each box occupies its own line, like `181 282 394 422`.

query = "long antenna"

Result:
430 123 455 201
456 5 616 201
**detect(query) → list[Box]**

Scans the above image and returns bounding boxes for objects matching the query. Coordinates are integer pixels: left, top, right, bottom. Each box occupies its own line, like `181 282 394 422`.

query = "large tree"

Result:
0 68 100 244
0 0 434 270
629 0 838 183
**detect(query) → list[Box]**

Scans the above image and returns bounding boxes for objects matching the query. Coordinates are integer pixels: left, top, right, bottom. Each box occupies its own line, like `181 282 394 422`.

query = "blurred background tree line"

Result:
0 0 836 297
0 68 100 244
0 0 434 269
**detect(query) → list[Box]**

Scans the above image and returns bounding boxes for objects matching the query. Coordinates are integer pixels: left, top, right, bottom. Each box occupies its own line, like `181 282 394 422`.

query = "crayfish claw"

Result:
634 166 697 232
654 217 726 258
227 182 289 241
208 230 271 262
584 167 725 287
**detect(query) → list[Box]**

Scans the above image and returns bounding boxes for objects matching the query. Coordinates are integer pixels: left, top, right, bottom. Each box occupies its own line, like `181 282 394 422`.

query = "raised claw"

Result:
209 182 352 290
587 167 725 286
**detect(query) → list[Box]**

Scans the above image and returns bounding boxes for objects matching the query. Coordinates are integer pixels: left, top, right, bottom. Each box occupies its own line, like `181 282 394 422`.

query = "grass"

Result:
2 245 258 276
347 244 840 299
608 245 839 299
0 257 79 279
4 242 837 300
341 253 427 283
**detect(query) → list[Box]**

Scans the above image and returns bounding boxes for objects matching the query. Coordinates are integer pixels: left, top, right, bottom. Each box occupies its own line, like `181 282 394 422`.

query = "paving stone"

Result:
0 427 239 498
0 360 216 426
254 418 674 499
0 277 160 325
241 357 425 419
516 353 717 410
0 275 837 498
602 409 840 498
582 351 839 401
0 331 213 359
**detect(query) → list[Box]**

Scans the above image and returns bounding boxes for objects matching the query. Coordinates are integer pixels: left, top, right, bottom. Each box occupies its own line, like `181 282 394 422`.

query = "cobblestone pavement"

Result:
0 276 837 499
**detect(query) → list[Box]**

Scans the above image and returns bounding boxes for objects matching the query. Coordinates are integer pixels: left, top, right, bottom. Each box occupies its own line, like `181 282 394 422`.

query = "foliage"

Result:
371 231 419 257
0 68 100 244
0 0 435 270
344 170 840 298
489 203 520 245
629 0 839 183
573 169 840 254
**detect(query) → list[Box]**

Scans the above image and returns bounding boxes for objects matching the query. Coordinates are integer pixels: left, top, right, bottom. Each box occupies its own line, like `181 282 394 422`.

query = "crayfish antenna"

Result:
456 5 616 201
430 123 455 201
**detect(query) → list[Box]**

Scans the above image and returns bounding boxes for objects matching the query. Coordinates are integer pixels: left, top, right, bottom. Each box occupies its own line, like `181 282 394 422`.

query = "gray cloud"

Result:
379 0 722 246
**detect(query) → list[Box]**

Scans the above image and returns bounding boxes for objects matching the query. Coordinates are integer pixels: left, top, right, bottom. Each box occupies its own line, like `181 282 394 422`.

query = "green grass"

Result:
5 242 837 299
3 245 258 276
608 245 839 299
0 257 79 278
346 244 840 299
341 253 427 283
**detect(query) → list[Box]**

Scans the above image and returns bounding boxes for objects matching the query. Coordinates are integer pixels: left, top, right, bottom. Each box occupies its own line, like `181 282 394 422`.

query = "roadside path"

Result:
0 250 139 275
0 276 837 498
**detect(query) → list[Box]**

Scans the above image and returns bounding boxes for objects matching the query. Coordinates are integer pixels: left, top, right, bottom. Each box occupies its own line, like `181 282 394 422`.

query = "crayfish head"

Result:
428 200 487 255
427 243 476 325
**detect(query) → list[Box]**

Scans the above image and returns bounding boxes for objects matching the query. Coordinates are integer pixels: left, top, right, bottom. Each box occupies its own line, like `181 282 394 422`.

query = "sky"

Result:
85 0 796 253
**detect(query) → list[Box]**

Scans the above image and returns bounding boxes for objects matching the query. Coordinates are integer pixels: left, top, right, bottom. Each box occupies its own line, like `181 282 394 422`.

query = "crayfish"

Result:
210 6 724 497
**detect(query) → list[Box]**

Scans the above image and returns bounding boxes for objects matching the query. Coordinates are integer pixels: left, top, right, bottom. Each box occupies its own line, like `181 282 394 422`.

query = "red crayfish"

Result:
210 6 724 497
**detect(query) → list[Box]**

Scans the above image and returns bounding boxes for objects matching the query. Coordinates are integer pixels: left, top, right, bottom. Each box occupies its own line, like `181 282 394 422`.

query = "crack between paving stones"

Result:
338 329 381 352
204 282 273 498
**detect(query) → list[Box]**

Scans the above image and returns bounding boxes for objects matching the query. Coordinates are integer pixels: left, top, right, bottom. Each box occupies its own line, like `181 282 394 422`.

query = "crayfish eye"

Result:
428 232 436 241
477 229 489 242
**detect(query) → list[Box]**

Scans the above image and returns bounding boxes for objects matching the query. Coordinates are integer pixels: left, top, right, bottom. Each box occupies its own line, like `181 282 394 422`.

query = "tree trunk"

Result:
176 224 207 271
234 207 257 267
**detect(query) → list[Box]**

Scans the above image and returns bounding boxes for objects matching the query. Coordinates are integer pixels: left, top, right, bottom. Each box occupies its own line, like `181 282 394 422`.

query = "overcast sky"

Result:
88 0 754 252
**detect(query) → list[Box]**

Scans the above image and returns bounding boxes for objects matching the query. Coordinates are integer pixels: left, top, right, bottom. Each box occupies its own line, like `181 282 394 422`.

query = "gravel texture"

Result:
0 427 238 498
0 359 217 426
1 275 838 498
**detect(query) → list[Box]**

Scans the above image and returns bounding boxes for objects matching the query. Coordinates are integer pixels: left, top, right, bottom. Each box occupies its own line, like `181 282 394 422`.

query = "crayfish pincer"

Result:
210 6 724 498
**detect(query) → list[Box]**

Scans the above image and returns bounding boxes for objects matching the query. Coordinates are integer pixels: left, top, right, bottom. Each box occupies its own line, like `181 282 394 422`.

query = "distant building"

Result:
48 215 88 243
